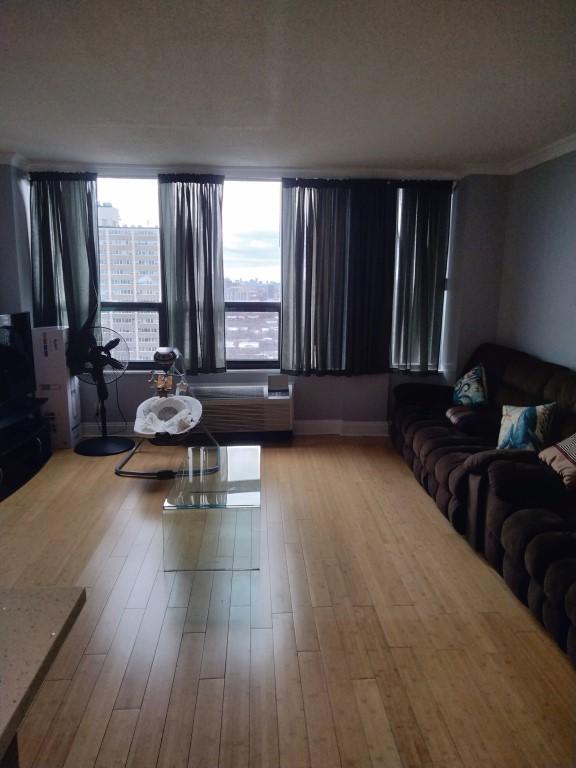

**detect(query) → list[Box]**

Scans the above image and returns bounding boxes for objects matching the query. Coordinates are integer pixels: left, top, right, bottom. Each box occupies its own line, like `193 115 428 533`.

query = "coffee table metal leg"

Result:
1 735 19 768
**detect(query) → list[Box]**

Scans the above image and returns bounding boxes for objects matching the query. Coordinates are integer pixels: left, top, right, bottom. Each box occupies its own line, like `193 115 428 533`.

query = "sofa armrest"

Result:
463 449 540 475
488 460 567 508
393 383 453 409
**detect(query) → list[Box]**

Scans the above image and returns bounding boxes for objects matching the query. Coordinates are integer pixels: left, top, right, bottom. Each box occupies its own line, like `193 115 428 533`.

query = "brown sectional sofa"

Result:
390 342 576 664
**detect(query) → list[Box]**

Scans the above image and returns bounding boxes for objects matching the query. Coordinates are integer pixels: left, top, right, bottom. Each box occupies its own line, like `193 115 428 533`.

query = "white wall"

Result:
497 151 576 368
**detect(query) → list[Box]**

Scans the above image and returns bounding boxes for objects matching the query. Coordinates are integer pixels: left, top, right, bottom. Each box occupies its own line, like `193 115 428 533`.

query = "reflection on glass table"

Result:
163 445 260 572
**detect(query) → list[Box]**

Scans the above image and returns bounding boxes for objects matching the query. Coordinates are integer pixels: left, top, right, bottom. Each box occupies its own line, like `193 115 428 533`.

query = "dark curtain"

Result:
281 178 396 375
391 182 453 372
158 174 225 373
347 181 397 374
30 171 99 336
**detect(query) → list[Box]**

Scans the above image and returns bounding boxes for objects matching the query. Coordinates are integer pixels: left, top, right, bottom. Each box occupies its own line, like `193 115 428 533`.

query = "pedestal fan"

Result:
73 326 135 456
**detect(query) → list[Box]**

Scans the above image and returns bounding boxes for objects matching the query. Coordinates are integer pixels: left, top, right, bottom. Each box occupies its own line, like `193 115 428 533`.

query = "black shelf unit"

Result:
0 397 51 501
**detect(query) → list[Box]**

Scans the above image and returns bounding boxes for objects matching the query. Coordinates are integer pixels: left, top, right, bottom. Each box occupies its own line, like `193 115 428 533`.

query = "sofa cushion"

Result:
543 559 576 606
412 425 458 458
403 418 448 445
565 582 576 625
525 531 576 585
501 508 567 566
394 382 453 408
502 356 561 399
488 461 566 508
445 404 501 439
463 448 540 475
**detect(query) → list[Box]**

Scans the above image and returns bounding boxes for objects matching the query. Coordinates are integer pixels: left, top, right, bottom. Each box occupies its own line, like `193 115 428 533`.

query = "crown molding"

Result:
14 129 576 180
460 131 576 177
0 152 28 169
506 131 576 175
25 159 459 180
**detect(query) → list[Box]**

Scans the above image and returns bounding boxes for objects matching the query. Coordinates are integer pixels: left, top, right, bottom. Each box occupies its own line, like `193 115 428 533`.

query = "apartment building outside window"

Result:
97 178 164 364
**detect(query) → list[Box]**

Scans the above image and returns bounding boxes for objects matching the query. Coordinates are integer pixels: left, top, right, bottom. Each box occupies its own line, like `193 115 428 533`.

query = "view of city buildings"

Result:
224 276 280 363
98 198 280 363
98 202 162 361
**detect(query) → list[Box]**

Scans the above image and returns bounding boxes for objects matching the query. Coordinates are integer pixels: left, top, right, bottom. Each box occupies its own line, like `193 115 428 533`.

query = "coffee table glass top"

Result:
163 445 260 572
164 445 260 509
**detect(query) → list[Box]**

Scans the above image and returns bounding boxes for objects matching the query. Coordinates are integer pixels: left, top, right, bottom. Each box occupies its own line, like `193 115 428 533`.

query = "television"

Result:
0 312 36 408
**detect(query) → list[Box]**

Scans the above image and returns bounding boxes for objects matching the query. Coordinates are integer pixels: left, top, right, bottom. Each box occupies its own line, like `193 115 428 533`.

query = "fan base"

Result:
75 436 135 457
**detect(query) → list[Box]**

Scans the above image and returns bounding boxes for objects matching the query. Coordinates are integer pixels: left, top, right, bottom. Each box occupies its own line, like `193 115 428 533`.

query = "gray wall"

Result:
497 151 576 368
80 371 389 430
0 164 32 314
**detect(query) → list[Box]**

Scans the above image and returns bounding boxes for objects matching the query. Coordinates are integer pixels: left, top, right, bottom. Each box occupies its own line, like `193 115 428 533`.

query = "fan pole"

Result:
100 399 108 438
74 326 135 457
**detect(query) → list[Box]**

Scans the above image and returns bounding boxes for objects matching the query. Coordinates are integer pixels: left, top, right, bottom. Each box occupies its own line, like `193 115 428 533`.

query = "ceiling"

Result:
1 0 575 175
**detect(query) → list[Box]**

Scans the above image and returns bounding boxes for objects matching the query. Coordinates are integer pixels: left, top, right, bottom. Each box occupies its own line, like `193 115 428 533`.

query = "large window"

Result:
223 180 281 368
96 177 281 369
97 178 165 364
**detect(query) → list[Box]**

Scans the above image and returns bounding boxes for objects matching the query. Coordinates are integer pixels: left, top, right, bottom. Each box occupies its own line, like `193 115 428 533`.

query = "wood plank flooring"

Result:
1 438 575 768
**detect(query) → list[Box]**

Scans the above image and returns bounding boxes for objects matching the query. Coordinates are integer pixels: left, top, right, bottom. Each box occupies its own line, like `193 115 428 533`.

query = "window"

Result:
97 179 165 365
223 180 281 368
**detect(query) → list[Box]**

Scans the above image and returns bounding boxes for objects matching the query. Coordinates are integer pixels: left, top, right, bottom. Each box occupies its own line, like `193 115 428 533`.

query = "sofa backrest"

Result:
465 343 576 440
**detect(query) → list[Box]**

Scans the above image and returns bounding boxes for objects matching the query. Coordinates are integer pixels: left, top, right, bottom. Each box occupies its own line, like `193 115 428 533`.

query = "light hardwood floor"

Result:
1 437 575 768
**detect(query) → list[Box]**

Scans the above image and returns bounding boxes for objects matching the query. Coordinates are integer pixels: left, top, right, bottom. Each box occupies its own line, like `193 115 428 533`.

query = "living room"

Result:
1 2 575 767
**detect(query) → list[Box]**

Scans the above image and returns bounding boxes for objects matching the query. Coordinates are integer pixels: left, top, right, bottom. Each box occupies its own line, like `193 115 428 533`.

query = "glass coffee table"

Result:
162 445 260 572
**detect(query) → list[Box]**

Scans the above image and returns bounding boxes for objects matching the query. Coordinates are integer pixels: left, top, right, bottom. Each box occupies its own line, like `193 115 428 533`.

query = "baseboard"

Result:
293 419 389 436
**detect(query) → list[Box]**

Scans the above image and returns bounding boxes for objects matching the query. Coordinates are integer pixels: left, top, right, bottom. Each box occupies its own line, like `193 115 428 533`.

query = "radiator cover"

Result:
190 384 293 434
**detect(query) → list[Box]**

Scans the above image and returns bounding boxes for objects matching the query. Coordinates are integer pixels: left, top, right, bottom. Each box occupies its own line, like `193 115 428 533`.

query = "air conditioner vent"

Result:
190 385 265 400
191 384 293 433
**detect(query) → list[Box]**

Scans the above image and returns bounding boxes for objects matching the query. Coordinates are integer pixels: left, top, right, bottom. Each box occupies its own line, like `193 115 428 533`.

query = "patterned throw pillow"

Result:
497 403 556 452
453 364 487 406
539 433 576 488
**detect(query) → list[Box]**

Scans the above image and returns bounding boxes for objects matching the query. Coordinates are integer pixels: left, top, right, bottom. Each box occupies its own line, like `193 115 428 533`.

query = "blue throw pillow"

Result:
453 364 487 406
497 403 556 452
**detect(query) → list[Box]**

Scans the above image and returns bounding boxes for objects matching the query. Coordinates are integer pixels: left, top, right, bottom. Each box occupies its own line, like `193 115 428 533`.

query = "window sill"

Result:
122 367 281 376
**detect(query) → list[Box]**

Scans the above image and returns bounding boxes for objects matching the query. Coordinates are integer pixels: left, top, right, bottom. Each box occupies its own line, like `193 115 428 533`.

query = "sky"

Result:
97 178 281 283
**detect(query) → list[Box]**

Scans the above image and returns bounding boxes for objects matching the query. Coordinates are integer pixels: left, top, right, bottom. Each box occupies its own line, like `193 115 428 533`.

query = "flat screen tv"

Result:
0 311 36 408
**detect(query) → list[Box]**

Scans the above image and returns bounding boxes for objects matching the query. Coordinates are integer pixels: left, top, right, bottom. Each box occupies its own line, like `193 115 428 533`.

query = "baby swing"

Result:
114 347 219 479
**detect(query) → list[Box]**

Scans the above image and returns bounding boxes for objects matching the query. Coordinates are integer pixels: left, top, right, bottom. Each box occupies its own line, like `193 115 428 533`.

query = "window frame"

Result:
224 300 281 370
100 300 167 370
97 175 282 372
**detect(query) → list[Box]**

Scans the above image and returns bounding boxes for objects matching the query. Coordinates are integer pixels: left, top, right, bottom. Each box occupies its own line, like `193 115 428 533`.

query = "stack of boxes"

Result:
32 327 81 449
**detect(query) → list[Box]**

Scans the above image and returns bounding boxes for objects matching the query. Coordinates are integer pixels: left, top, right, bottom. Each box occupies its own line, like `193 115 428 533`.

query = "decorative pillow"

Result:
497 403 556 452
539 433 576 488
453 364 487 406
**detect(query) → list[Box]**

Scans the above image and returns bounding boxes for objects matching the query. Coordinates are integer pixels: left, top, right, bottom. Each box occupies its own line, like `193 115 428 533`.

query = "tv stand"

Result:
0 398 51 501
